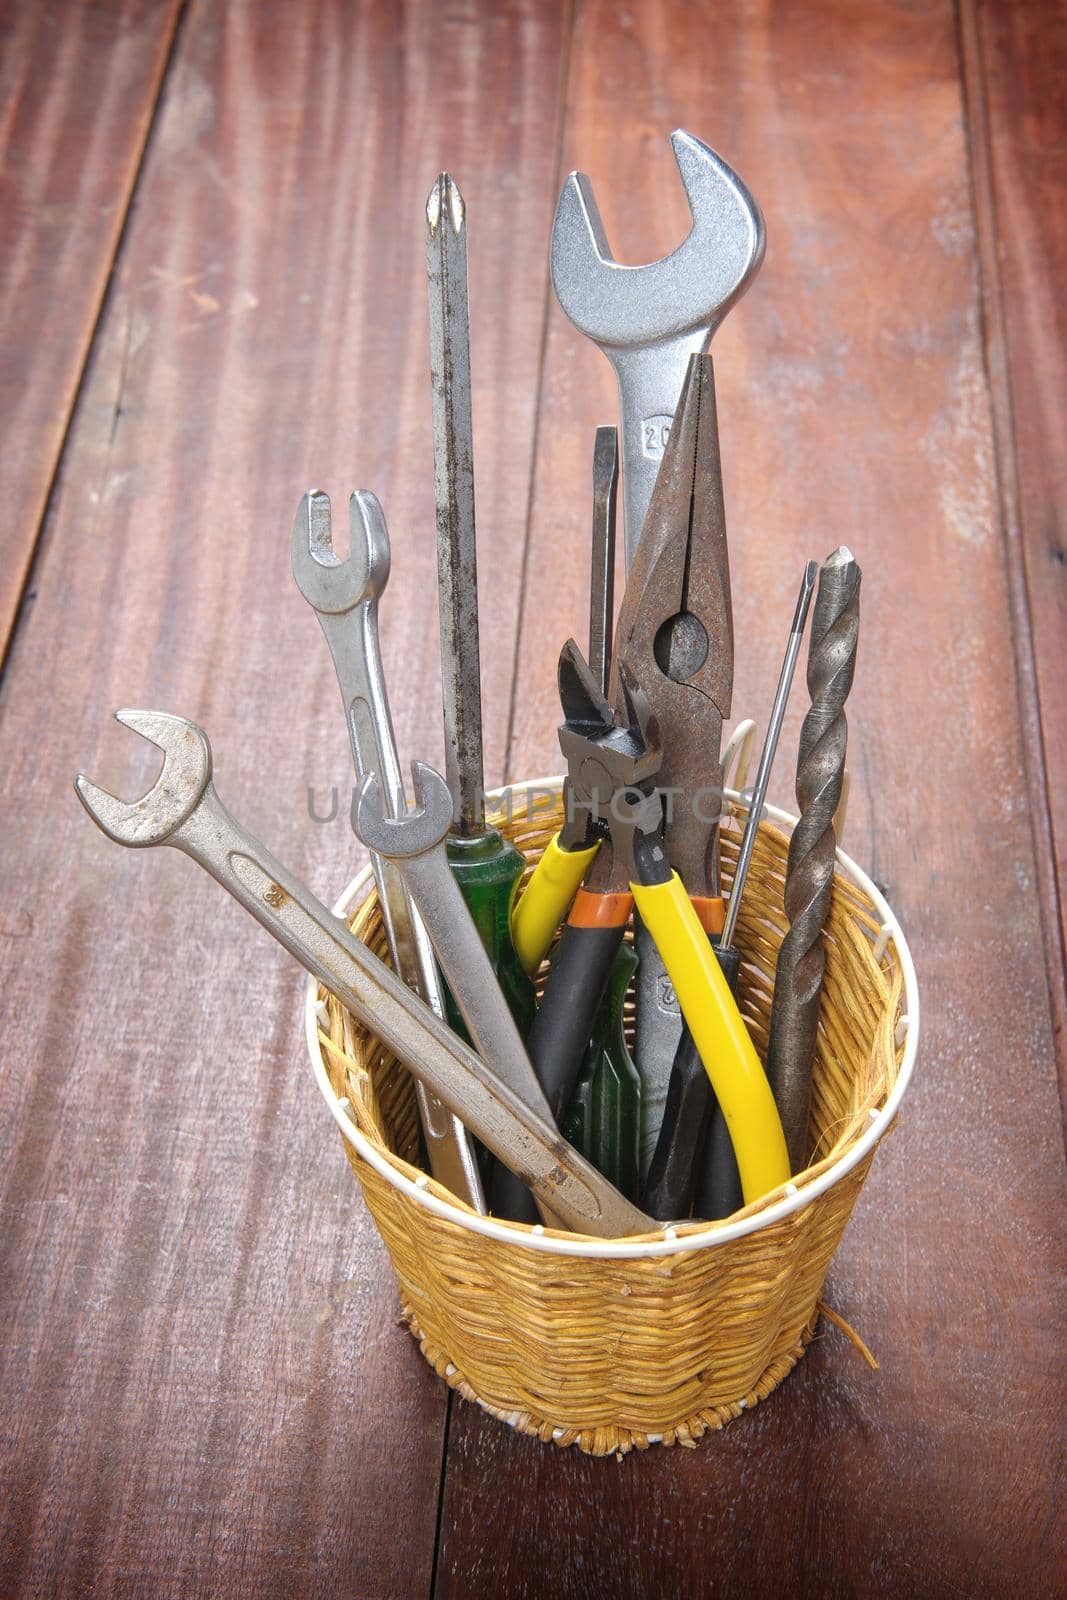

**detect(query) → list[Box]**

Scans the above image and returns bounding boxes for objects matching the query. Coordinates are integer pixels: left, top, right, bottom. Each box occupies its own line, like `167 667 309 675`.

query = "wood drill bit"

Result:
765 546 861 1170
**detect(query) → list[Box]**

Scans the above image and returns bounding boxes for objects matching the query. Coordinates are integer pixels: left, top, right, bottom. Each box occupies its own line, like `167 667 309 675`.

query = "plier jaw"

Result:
608 352 733 898
508 640 662 974
556 639 661 854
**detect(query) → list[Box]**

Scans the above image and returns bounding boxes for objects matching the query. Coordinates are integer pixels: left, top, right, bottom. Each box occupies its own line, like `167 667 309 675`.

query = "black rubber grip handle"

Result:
641 1030 714 1220
487 913 628 1224
693 1104 744 1221
528 920 629 1121
693 943 744 1220
642 940 742 1221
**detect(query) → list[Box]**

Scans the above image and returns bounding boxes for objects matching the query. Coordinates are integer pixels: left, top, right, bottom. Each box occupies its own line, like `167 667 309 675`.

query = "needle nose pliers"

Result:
503 352 790 1223
511 351 731 981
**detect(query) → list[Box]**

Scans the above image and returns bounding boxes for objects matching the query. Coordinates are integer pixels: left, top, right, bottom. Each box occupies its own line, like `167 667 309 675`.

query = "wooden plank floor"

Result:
1 2 1063 1595
0 0 184 657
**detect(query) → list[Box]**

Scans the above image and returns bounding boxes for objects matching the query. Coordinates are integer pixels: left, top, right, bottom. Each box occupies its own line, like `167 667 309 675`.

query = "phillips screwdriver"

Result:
692 559 819 1219
644 561 818 1220
426 173 534 1036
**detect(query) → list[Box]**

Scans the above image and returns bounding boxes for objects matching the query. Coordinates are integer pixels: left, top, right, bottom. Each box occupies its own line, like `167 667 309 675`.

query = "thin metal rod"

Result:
588 425 619 697
720 559 818 951
427 173 484 834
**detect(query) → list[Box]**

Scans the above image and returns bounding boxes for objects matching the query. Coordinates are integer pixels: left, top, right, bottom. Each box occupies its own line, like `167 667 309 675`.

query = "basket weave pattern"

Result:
315 790 905 1455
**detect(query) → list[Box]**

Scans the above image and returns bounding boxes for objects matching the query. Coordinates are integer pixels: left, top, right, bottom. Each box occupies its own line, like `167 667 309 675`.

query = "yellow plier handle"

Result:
631 872 790 1205
511 833 600 975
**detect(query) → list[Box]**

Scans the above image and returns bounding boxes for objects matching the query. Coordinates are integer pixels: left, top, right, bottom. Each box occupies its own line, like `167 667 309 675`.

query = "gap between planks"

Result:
0 0 191 683
955 0 1067 1144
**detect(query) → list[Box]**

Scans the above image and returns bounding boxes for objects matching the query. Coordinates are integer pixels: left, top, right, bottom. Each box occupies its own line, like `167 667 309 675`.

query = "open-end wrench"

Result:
291 488 485 1214
550 129 764 566
355 761 551 1122
74 711 653 1239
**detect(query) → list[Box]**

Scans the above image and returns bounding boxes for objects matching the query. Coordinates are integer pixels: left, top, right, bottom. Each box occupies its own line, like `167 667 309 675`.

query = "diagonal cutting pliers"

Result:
492 640 789 1219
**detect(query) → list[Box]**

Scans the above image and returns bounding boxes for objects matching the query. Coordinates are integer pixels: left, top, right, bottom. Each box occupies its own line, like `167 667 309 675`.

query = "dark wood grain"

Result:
4 0 1066 1594
0 0 568 1594
436 0 1067 1594
959 0 1067 1102
0 0 183 660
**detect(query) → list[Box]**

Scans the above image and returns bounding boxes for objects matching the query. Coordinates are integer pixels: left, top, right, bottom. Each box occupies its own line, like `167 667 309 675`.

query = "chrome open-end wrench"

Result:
550 129 764 567
74 711 653 1240
356 760 567 1227
291 489 485 1214
354 763 552 1123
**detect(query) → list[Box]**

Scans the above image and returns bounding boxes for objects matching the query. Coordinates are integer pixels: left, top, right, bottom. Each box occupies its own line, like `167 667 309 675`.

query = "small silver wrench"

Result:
550 129 764 566
74 711 653 1239
291 489 485 1214
355 763 552 1125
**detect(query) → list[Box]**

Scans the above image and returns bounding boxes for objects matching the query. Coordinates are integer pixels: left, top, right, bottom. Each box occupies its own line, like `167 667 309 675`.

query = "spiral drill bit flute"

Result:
765 547 861 1170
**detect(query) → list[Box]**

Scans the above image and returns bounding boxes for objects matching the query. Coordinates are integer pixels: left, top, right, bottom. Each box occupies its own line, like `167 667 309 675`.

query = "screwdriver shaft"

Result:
720 560 818 951
427 173 484 835
589 426 619 698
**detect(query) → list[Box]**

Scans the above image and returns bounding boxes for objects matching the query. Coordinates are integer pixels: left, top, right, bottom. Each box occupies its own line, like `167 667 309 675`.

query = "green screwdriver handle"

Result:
444 828 536 1038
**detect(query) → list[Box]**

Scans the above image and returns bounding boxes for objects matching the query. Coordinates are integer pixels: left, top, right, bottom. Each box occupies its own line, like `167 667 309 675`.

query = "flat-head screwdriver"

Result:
509 426 618 976
561 426 641 1202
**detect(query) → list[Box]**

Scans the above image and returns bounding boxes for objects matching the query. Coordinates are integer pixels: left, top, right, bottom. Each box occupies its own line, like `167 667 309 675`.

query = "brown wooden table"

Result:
2 2 1064 1594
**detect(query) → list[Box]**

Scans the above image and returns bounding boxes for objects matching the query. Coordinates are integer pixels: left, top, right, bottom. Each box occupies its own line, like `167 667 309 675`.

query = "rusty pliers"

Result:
511 353 732 983
604 352 737 1172
523 644 662 1119
487 645 660 1219
495 635 789 1219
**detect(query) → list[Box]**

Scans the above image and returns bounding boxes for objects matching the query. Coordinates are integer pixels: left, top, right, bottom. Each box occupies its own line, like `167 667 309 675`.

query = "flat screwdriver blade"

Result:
426 173 484 835
589 425 619 698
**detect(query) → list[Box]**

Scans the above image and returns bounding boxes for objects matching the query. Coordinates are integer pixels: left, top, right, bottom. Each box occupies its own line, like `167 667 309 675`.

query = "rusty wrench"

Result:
550 129 764 566
74 711 652 1239
292 489 485 1213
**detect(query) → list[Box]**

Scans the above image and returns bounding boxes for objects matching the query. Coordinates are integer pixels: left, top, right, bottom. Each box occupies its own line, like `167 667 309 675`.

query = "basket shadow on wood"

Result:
312 786 907 1456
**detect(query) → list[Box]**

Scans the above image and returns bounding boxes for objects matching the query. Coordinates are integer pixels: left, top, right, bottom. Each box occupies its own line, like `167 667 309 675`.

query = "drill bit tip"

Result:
825 544 855 568
426 172 465 235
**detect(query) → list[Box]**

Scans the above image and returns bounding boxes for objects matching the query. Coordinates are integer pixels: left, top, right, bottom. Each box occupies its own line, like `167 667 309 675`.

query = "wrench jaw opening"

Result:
550 129 765 568
354 762 455 861
74 709 213 847
668 130 766 311
550 130 765 350
291 489 391 616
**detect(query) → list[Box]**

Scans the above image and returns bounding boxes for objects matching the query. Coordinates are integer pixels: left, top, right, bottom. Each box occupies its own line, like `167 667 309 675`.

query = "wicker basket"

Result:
306 779 918 1456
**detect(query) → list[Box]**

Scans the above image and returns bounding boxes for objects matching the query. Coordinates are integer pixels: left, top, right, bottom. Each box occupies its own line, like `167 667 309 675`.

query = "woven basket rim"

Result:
306 777 919 1258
